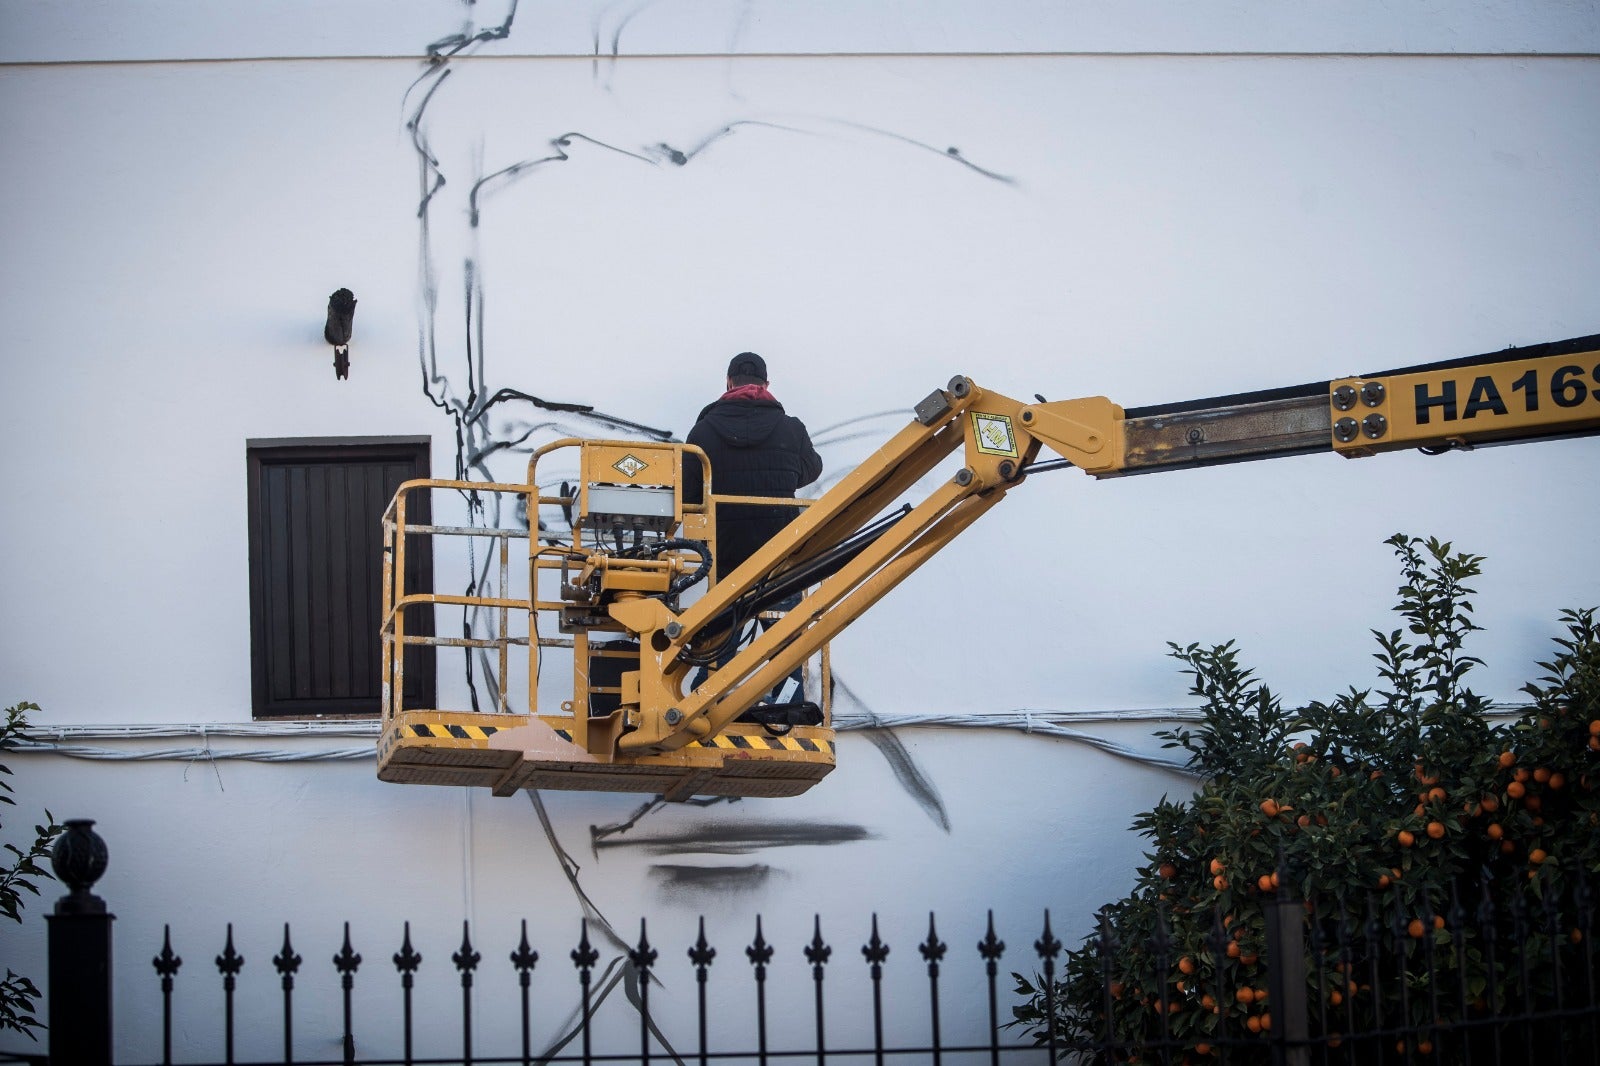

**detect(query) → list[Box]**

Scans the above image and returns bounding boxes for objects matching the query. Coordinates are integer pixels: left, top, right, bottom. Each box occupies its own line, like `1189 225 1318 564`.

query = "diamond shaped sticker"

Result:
612 454 648 478
972 413 1018 457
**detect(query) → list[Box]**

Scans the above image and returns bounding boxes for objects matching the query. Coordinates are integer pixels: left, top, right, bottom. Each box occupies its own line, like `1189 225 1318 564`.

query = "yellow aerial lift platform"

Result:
378 333 1600 800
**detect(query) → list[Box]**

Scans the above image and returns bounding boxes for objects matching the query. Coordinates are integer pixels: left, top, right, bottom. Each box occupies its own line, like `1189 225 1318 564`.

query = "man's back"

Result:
683 357 822 578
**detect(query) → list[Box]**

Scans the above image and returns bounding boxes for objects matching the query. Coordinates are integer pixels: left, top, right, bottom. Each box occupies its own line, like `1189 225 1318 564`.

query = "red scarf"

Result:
721 383 777 403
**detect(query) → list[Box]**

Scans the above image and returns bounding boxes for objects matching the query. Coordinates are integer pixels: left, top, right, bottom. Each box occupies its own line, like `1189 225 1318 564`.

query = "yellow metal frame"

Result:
377 450 837 800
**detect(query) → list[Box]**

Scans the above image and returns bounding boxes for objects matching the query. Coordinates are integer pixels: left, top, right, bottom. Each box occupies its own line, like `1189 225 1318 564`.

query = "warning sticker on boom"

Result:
972 413 1019 456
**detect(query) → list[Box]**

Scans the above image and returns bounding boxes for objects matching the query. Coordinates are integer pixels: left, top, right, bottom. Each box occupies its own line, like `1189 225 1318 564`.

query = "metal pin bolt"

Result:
1360 381 1386 408
947 376 970 398
999 460 1016 479
954 468 974 486
1332 385 1358 411
664 621 683 640
664 708 683 726
1333 417 1359 443
1362 413 1388 439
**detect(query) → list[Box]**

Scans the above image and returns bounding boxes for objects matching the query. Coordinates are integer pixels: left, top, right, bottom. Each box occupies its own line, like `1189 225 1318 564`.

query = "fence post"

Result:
45 819 114 1066
1262 880 1308 1066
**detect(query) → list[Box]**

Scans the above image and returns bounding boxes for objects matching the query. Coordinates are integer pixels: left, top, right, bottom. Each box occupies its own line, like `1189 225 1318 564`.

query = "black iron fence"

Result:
127 911 1049 1066
24 821 1600 1065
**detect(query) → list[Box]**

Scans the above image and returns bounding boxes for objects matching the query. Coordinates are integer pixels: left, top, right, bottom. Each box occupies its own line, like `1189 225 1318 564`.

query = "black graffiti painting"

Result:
406 1 1017 932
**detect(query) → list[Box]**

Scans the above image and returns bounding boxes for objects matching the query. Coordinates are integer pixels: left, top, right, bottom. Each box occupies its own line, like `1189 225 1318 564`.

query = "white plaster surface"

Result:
3 0 1599 61
0 1 1597 1059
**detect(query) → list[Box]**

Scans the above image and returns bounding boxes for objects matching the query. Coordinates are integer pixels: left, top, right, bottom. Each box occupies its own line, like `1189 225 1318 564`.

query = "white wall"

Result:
1 1 1597 1059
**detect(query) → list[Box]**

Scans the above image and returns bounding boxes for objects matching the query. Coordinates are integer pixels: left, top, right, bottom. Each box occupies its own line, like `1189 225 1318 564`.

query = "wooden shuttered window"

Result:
247 438 434 717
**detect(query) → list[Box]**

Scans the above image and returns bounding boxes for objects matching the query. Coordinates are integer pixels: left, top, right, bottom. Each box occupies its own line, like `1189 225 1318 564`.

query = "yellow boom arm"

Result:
377 332 1600 799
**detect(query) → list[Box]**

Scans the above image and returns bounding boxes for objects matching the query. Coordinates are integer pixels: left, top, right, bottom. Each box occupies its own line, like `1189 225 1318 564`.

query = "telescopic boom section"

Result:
631 333 1600 752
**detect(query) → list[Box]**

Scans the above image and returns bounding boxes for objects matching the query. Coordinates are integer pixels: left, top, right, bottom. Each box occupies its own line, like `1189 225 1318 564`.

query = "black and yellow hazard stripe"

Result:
552 728 829 754
405 723 500 742
697 733 832 754
381 722 501 761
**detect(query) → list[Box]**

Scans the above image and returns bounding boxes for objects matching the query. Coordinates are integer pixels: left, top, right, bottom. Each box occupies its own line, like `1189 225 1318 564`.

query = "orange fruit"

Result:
1236 986 1254 1004
1507 781 1526 799
1213 875 1228 891
1481 795 1499 813
1159 862 1178 879
1433 915 1446 930
1178 955 1196 975
1210 858 1225 875
1514 767 1531 783
1257 874 1274 893
1408 918 1426 939
1398 830 1416 847
1589 719 1600 735
1533 767 1551 784
1529 848 1548 865
1245 1015 1263 1033
1426 821 1446 840
1549 772 1565 791
1329 989 1344 1006
1426 786 1447 802
1498 751 1516 768
1260 798 1281 817
1486 823 1504 840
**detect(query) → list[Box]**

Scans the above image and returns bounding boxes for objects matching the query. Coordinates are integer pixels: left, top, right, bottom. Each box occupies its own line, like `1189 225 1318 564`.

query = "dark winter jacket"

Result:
683 393 823 578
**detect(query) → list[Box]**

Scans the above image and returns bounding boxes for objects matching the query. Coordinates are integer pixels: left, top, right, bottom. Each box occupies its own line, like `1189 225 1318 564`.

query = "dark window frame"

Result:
246 436 435 718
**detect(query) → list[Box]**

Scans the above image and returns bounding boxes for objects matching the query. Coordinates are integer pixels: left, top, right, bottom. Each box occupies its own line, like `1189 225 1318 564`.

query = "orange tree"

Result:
1012 535 1600 1062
